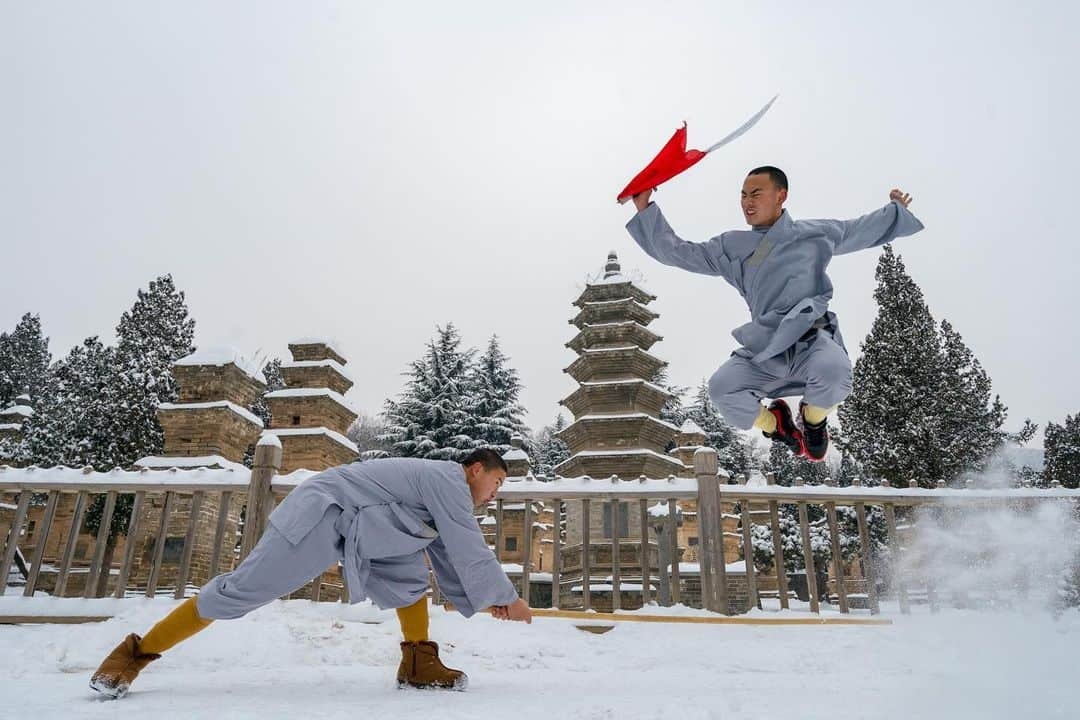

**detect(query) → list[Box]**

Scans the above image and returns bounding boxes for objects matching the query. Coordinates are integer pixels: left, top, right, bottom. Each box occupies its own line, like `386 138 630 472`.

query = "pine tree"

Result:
532 414 571 476
244 358 284 467
839 246 942 486
1044 413 1080 489
348 412 396 460
107 275 196 468
467 335 530 454
653 367 688 431
20 337 117 469
934 320 1009 482
0 313 51 407
683 380 753 478
82 276 194 594
381 324 479 460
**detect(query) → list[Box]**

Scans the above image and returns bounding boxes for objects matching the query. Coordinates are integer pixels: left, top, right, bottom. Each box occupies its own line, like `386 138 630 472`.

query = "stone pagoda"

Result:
128 348 266 594
555 251 682 609
264 339 359 473
555 251 685 480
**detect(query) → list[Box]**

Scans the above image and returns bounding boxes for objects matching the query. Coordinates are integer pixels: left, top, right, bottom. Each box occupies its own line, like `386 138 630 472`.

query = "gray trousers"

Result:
196 506 346 620
708 329 853 430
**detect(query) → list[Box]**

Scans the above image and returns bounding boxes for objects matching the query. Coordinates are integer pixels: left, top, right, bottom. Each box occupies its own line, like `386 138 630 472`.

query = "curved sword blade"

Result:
703 94 779 154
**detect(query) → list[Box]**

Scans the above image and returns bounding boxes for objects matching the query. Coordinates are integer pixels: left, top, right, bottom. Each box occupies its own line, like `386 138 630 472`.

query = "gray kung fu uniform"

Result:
196 458 519 620
626 201 924 429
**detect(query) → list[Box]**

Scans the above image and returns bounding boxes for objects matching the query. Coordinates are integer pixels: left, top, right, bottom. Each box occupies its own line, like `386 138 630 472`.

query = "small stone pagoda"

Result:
129 348 266 593
264 339 359 473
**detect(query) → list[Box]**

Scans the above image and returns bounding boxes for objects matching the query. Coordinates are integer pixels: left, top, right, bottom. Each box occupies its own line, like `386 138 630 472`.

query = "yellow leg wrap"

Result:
396 596 430 643
802 404 835 426
139 596 214 655
752 406 777 434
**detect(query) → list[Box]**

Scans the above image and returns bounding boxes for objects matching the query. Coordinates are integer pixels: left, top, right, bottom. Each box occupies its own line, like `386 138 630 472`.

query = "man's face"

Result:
741 173 787 226
465 462 506 507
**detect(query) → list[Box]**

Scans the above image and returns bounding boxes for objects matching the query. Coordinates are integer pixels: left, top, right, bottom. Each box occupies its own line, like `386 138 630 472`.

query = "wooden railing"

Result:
0 442 315 602
494 448 1080 615
3 445 1077 616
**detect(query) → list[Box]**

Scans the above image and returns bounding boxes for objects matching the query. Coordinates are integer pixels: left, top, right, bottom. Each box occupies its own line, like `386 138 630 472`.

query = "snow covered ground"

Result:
0 597 1075 720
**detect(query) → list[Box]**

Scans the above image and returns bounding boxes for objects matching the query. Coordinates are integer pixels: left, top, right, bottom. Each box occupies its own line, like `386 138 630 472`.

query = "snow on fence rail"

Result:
2 445 1077 617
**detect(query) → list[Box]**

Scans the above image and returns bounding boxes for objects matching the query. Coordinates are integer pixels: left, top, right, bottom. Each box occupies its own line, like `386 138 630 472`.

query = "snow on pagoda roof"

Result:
264 388 358 415
579 297 651 307
266 427 358 453
175 346 265 383
0 423 21 432
577 378 673 395
158 401 264 427
0 405 34 418
280 359 354 383
579 320 651 330
553 448 687 472
289 337 347 358
136 455 249 472
679 419 706 435
502 448 529 462
563 413 681 433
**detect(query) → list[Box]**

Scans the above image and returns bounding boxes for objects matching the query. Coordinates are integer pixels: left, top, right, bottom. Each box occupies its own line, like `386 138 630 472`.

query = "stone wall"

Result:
173 364 264 407
266 395 355 435
277 434 357 474
158 406 263 460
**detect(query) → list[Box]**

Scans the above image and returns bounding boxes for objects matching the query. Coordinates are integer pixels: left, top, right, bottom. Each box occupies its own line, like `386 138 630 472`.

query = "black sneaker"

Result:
762 400 807 458
799 401 828 462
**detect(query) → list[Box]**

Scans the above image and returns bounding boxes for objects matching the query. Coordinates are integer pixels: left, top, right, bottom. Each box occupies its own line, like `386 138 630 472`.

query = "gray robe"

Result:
625 200 925 364
246 458 517 618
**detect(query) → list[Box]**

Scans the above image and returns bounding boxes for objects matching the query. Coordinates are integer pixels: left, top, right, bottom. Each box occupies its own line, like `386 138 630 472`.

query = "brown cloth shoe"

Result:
89 633 161 699
396 640 468 691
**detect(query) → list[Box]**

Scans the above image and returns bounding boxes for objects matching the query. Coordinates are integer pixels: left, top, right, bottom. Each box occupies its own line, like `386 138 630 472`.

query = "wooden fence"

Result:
2 446 1077 616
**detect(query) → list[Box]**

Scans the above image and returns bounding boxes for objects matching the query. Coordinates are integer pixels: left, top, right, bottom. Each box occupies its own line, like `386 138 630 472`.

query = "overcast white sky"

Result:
3 1 1077 441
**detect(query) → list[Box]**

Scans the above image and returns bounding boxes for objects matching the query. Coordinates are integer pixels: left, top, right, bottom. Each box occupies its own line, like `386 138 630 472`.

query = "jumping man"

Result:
625 168 923 460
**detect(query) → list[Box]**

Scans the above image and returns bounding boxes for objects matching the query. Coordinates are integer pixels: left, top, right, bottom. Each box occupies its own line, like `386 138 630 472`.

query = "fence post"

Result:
695 448 728 614
241 435 281 561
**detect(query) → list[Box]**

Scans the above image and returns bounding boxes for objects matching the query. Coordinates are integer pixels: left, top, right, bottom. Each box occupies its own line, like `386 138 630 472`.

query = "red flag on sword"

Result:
616 95 779 204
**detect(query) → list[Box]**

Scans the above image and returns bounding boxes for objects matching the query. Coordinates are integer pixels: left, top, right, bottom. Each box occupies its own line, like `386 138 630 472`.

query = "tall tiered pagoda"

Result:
554 251 684 480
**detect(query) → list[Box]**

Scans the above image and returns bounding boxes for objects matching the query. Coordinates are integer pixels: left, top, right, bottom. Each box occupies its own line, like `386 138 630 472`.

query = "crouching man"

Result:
90 448 531 698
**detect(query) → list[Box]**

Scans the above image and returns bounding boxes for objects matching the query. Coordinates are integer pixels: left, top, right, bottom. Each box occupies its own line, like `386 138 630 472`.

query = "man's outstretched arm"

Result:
625 189 729 277
810 188 924 256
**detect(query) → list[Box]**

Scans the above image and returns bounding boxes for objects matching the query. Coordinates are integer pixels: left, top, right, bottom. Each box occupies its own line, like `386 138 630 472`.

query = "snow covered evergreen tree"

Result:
83 275 194 586
531 413 570 476
839 246 942 486
380 324 480 460
467 335 530 454
683 380 753 479
348 412 396 460
244 358 284 467
106 275 196 469
840 246 1014 486
653 367 688 431
1044 413 1080 489
20 337 117 469
933 319 1009 481
0 313 51 408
